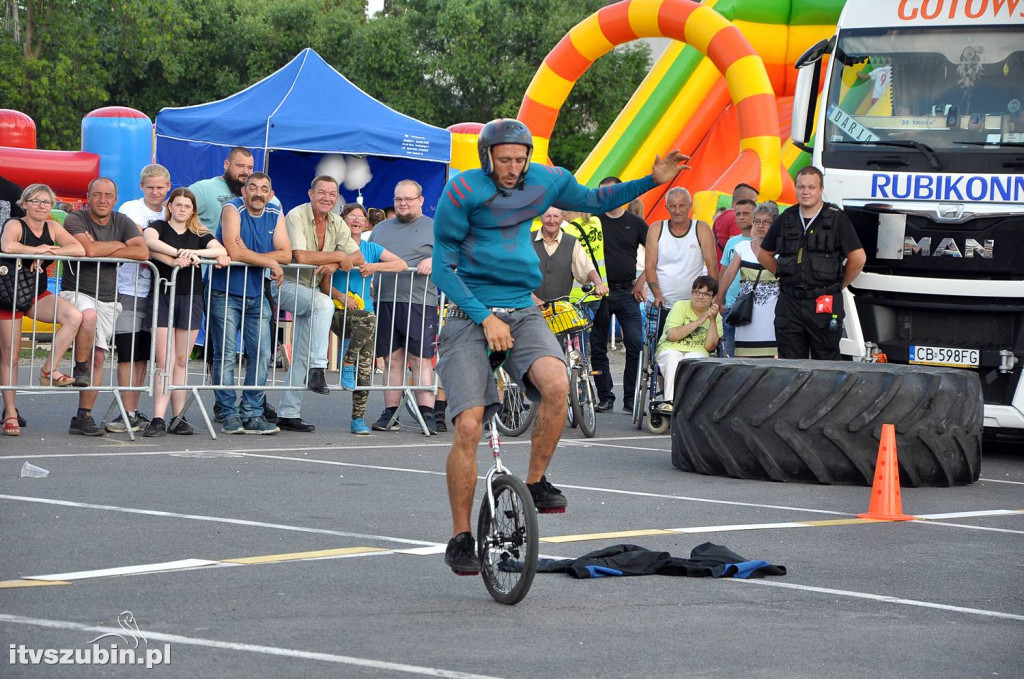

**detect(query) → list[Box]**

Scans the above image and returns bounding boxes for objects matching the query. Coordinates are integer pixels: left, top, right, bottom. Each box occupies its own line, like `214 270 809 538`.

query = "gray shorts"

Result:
114 292 152 334
435 306 564 422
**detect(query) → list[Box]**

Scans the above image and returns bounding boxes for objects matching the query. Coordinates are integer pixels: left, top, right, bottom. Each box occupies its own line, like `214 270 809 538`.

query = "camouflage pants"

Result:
333 308 377 419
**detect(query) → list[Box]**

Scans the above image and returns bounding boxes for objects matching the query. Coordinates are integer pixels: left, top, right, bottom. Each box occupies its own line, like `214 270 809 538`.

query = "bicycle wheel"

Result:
495 372 537 437
477 474 539 605
571 365 597 438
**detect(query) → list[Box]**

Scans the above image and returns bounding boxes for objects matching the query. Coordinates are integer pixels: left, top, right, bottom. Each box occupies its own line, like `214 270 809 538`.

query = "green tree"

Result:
346 0 650 170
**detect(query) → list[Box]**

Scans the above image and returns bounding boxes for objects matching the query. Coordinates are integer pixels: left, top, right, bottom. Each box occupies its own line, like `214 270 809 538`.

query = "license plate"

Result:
909 345 979 368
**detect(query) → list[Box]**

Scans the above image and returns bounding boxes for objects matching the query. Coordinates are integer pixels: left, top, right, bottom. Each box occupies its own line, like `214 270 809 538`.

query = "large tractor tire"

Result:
671 359 982 487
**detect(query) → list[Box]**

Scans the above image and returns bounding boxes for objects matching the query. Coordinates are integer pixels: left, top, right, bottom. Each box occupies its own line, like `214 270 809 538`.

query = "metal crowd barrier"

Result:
1 254 159 441
161 264 440 438
4 256 444 440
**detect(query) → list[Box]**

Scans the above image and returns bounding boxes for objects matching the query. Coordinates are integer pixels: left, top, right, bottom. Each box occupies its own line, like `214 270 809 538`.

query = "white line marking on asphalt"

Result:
912 520 1024 535
0 495 437 547
0 434 666 461
979 477 1024 485
559 484 852 516
914 509 1020 519
241 453 445 475
730 579 1024 621
0 614 503 678
24 559 220 582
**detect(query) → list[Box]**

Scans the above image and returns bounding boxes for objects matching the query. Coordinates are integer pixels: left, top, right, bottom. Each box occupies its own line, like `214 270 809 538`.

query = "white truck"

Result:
790 0 1024 437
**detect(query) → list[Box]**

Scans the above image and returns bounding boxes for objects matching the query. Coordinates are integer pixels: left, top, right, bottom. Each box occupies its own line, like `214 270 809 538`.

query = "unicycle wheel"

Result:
477 474 539 605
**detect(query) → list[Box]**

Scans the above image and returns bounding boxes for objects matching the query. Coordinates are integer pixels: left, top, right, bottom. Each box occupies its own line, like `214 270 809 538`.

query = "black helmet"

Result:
477 118 533 180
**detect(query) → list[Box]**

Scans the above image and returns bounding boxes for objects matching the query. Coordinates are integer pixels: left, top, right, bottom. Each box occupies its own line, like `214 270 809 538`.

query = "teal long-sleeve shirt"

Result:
432 165 656 324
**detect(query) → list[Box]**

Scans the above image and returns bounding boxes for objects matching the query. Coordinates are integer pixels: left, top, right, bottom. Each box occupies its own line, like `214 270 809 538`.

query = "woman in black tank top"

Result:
0 184 85 435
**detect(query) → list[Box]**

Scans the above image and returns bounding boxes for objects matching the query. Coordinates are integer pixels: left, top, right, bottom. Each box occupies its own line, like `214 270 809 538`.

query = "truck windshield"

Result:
823 26 1024 165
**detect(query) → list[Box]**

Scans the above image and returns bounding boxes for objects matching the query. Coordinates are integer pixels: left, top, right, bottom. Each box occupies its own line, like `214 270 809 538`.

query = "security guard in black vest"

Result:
757 166 866 360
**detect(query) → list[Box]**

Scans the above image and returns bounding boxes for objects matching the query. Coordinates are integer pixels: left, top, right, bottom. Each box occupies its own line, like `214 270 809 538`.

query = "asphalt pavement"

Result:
1 349 1021 678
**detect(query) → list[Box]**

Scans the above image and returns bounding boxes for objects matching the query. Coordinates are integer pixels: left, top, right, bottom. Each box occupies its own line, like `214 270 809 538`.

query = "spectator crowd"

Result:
1 151 865 439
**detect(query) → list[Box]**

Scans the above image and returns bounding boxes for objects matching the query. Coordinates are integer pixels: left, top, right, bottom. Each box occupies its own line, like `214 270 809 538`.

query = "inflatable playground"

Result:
451 0 847 222
3 0 847 235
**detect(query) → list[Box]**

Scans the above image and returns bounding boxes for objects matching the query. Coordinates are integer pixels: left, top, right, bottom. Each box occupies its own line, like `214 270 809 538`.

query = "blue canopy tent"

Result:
155 48 450 215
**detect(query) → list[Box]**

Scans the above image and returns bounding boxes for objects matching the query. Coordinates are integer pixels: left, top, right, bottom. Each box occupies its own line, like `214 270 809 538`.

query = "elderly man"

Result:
758 166 866 360
61 177 150 436
533 206 607 303
367 179 438 433
209 172 291 435
276 176 365 432
645 187 719 312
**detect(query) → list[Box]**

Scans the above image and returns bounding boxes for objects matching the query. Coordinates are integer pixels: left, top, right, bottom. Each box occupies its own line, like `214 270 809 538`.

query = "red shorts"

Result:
0 290 53 320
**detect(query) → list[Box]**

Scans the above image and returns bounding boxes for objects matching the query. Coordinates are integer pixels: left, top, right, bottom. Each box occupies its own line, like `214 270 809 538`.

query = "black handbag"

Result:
0 221 44 313
725 268 763 328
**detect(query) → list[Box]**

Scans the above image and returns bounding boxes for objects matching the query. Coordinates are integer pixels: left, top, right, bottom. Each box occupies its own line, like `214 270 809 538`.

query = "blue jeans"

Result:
208 290 272 420
591 289 643 403
722 307 735 357
274 280 334 418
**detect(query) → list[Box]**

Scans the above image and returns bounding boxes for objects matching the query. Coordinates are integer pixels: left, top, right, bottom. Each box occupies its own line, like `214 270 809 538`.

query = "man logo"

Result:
903 236 994 259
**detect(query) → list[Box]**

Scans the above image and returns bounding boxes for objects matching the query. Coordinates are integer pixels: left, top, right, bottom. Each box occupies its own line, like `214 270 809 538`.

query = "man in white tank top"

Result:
645 188 718 311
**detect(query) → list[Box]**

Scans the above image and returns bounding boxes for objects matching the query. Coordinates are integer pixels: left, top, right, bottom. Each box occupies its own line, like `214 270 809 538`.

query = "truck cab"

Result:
791 0 1024 433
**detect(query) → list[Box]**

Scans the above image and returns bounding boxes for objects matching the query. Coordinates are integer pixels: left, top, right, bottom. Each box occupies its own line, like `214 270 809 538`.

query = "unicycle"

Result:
477 349 539 605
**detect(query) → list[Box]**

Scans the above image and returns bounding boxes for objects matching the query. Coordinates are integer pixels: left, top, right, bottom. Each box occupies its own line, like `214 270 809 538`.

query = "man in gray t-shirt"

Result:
365 179 438 432
60 177 150 436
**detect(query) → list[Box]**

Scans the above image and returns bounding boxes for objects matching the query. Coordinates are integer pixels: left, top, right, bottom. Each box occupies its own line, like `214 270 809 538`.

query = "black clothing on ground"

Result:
532 542 787 579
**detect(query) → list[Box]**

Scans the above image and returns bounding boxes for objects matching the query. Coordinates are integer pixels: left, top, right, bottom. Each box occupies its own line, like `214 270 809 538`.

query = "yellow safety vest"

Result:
563 216 605 302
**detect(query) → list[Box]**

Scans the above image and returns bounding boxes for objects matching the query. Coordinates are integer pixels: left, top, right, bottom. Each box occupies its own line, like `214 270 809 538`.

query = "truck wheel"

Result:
670 359 982 487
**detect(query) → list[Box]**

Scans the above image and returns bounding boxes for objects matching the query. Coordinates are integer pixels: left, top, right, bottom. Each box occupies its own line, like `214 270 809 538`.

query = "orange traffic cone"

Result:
857 423 914 521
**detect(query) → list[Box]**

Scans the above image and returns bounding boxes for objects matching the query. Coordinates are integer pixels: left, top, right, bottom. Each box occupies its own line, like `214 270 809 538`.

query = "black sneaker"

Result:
262 400 278 423
419 409 437 435
278 417 315 433
307 368 329 395
433 415 448 433
527 475 568 514
372 407 399 431
142 418 166 437
69 414 103 436
443 531 480 575
213 403 225 423
167 417 194 435
594 398 614 413
72 364 90 388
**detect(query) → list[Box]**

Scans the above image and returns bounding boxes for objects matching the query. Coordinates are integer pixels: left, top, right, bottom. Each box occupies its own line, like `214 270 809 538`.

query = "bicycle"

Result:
543 294 599 438
494 365 537 437
477 348 539 605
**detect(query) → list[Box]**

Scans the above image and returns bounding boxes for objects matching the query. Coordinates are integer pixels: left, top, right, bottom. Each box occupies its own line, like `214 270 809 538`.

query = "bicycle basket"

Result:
544 300 590 335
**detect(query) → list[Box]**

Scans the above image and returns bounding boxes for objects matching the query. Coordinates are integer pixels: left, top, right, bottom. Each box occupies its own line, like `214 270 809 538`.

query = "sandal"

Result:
40 369 76 387
3 416 20 436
